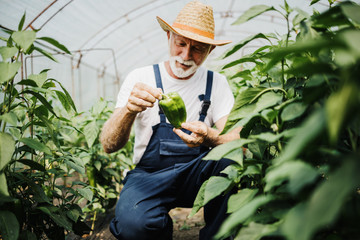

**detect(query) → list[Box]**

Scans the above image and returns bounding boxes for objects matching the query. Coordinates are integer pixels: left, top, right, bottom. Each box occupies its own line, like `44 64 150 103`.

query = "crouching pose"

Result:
100 1 241 239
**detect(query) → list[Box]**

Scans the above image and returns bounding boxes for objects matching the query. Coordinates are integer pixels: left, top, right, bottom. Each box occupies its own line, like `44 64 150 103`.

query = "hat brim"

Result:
156 16 232 46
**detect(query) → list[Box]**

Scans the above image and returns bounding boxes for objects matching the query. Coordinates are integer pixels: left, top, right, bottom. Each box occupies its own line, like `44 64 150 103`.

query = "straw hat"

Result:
157 0 231 46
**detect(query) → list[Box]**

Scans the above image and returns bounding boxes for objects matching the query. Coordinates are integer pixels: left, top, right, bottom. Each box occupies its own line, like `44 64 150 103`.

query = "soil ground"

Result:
68 208 204 240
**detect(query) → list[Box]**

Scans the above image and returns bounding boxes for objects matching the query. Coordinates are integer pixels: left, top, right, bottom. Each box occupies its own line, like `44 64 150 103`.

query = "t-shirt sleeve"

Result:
115 70 138 108
210 73 234 124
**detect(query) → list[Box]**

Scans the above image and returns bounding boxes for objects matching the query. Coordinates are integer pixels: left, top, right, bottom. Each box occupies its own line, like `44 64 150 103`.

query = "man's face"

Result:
168 32 214 79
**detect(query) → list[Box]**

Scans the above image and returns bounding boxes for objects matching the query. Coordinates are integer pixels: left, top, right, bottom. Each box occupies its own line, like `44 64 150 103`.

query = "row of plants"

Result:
0 15 134 240
191 1 360 240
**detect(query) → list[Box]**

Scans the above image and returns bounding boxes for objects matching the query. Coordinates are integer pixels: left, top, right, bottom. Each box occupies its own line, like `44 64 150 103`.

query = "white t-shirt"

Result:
115 62 234 164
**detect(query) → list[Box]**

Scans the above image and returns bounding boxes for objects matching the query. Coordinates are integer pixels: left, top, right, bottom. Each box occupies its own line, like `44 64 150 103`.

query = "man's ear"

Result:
167 31 171 40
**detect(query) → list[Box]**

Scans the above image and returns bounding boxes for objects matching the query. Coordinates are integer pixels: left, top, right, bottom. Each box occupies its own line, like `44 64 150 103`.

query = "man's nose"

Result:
181 45 192 61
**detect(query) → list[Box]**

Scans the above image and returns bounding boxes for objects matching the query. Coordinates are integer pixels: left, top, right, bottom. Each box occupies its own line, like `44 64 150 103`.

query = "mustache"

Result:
172 56 197 67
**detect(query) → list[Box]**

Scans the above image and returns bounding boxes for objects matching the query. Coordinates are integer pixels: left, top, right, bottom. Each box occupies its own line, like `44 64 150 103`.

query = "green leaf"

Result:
229 91 283 122
204 176 232 207
222 113 260 135
18 12 26 31
223 57 260 69
37 206 72 230
265 161 319 195
94 160 101 171
37 37 71 54
189 179 208 218
203 139 254 161
232 5 276 25
233 87 267 111
21 89 57 117
0 46 18 60
261 109 278 124
17 79 37 87
341 2 360 24
66 207 81 222
28 71 47 87
0 112 18 126
263 38 339 72
55 90 71 112
298 19 321 42
282 158 360 240
292 8 310 27
275 109 326 164
65 158 85 174
84 120 99 148
280 102 307 122
52 79 77 112
229 69 252 80
77 188 94 201
310 0 320 5
34 46 57 62
0 173 9 196
247 141 267 160
339 30 360 60
0 62 21 84
0 132 15 171
326 82 359 145
221 164 241 181
12 30 36 52
223 33 273 58
311 3 352 28
227 188 258 213
17 159 46 171
249 132 283 143
215 195 274 239
0 210 19 240
92 99 107 115
224 147 244 166
19 137 52 155
235 221 280 240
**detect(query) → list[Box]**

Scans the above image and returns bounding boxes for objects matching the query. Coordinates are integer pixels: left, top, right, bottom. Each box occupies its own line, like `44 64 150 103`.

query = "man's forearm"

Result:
204 126 242 147
100 107 137 153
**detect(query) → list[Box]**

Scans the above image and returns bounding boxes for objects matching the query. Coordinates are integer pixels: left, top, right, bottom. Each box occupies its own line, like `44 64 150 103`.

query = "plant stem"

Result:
90 211 97 236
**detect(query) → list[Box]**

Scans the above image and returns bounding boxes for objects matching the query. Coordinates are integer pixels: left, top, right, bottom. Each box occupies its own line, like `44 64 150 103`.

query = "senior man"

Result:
100 1 241 239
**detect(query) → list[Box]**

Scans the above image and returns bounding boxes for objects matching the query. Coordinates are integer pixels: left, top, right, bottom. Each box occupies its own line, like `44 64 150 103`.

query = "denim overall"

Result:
110 64 234 240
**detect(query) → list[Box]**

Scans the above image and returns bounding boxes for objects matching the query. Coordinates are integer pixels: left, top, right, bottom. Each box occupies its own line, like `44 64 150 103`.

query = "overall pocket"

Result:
159 139 200 156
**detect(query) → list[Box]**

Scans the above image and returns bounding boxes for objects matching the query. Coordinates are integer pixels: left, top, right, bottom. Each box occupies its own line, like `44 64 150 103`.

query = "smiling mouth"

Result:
177 61 191 69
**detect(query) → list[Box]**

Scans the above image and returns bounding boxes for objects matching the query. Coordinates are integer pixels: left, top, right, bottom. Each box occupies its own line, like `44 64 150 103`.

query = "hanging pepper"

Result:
159 92 187 129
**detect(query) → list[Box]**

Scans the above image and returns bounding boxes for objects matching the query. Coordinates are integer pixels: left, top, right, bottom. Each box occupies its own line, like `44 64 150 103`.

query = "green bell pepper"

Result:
159 92 187 129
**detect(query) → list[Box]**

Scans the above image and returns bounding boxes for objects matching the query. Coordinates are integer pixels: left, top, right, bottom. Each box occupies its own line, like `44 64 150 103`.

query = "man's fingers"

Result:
127 83 163 113
173 128 203 147
181 122 207 135
135 82 162 100
128 95 153 108
132 90 157 105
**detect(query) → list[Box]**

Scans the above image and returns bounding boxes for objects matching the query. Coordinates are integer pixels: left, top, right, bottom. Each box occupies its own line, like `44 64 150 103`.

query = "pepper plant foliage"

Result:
0 14 134 239
191 1 360 240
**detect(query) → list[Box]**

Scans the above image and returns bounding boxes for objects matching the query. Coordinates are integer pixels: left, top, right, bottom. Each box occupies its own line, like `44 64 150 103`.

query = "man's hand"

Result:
173 121 209 148
173 117 242 148
127 83 162 114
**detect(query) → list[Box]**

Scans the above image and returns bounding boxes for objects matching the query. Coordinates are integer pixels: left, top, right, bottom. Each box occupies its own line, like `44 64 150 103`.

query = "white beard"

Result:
169 56 199 78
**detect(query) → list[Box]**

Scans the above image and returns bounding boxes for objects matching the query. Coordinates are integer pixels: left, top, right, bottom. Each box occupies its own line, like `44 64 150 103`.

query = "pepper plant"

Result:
191 1 360 240
64 98 134 220
0 14 134 239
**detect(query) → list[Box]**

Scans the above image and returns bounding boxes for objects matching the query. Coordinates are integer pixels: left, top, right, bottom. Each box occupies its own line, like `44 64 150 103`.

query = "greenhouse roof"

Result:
0 0 353 110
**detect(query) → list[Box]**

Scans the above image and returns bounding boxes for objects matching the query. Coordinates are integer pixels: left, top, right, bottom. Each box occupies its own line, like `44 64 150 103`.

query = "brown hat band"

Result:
172 22 214 39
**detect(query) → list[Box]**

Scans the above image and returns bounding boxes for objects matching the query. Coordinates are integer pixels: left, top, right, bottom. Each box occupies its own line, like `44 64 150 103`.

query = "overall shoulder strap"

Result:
199 70 213 122
153 64 166 123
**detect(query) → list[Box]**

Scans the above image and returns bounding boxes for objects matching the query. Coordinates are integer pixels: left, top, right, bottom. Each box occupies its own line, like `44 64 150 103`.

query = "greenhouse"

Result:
0 0 360 239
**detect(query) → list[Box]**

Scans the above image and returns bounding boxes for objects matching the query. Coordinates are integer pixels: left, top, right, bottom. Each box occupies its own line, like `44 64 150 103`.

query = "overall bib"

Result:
110 64 234 240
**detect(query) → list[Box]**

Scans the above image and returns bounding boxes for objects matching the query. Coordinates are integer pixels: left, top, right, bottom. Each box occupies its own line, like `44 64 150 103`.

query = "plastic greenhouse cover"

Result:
0 0 355 110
